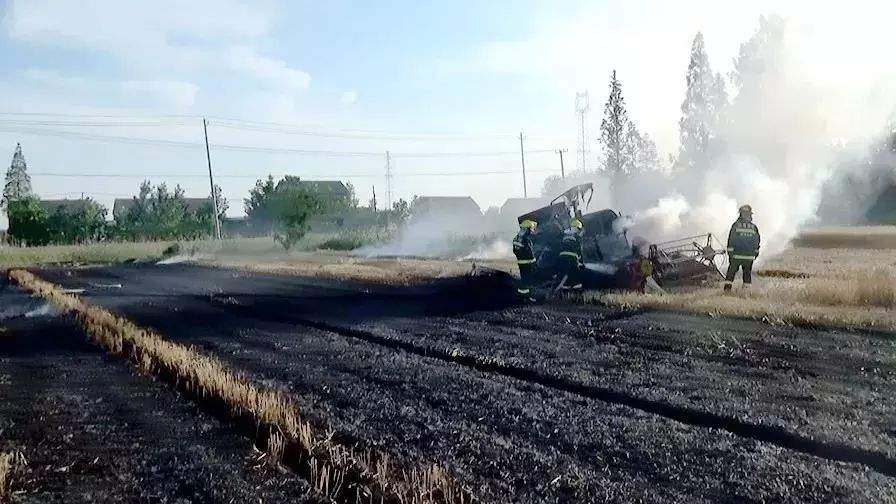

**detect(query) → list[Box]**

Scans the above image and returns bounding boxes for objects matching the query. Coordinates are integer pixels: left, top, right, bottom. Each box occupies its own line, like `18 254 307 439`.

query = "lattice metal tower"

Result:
385 151 393 209
575 91 590 173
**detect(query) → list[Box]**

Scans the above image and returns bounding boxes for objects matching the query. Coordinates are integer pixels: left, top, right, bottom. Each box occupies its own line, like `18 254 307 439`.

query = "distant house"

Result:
112 197 211 221
411 196 482 221
499 197 551 219
38 199 96 216
274 178 350 201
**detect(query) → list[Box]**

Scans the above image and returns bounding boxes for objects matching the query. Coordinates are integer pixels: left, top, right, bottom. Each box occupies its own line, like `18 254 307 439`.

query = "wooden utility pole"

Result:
556 148 568 179
519 131 527 198
203 118 222 240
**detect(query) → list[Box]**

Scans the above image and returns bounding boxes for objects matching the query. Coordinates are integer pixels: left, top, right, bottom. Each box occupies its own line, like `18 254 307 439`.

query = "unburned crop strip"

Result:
9 269 474 504
0 449 23 502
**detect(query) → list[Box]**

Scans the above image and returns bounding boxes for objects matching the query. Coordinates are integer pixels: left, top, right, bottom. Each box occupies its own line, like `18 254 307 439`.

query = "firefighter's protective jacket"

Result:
727 218 760 260
513 228 536 265
559 229 583 262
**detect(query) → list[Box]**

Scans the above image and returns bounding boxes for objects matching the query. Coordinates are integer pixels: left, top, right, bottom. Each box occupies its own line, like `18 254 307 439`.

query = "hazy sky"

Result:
0 0 892 222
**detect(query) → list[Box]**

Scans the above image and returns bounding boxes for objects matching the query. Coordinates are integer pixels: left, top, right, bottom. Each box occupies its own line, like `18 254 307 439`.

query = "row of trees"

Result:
542 25 737 197
6 198 107 246
3 180 227 246
1 143 404 249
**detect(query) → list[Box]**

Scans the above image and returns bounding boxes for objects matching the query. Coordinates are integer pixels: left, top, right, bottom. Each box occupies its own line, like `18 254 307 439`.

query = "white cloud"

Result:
6 0 270 48
340 90 359 106
120 80 200 108
22 67 89 88
227 46 311 91
5 0 310 95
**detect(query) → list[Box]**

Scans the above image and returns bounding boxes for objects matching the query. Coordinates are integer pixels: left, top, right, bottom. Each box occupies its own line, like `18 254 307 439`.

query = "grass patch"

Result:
0 234 368 269
756 269 810 279
0 450 23 500
595 269 896 332
9 269 473 504
595 240 896 332
316 228 392 251
0 241 176 268
208 256 517 286
794 226 896 249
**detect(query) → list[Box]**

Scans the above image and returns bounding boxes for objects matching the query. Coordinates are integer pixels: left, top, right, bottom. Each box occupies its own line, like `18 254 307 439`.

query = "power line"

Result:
0 119 193 127
209 119 519 141
0 125 555 158
0 111 537 141
29 169 559 179
0 111 199 120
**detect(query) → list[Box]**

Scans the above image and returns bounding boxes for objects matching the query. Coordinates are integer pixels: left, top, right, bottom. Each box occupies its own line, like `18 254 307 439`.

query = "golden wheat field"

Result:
601 227 896 332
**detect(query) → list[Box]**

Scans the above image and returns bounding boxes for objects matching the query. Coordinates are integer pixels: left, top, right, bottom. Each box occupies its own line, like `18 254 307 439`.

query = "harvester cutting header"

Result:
513 183 728 298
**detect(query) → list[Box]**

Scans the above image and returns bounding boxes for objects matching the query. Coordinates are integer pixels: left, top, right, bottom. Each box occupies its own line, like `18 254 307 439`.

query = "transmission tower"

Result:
385 151 393 209
575 91 590 173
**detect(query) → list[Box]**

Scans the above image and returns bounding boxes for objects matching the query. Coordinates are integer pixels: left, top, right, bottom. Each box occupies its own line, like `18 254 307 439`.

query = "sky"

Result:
0 0 893 225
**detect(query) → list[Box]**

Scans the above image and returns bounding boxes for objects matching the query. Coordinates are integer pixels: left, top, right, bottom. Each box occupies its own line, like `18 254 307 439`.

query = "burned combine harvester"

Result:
517 183 727 291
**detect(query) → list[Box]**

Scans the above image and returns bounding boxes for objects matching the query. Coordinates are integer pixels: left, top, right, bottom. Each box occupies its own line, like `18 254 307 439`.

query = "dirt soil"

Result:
27 263 896 503
0 281 319 503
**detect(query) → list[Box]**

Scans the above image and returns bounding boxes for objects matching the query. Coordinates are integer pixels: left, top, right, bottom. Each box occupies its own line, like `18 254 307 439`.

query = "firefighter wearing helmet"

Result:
724 204 760 292
557 218 584 290
513 220 538 301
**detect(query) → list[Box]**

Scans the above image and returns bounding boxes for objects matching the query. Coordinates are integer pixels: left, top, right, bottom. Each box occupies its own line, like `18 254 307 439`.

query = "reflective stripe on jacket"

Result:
559 230 582 261
727 219 760 260
513 229 535 262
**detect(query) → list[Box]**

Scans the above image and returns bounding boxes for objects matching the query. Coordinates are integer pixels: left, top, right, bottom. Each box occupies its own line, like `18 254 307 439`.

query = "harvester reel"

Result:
650 234 728 286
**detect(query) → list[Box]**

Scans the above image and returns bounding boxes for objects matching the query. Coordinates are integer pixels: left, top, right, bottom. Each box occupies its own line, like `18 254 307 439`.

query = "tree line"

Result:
541 23 744 196
1 146 412 248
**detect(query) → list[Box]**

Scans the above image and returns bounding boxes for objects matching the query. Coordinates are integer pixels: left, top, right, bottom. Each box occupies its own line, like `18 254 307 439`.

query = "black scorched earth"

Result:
2 263 896 503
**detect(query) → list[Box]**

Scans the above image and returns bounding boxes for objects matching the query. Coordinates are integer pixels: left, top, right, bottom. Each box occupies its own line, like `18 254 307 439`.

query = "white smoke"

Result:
606 15 895 261
357 212 514 260
362 15 895 263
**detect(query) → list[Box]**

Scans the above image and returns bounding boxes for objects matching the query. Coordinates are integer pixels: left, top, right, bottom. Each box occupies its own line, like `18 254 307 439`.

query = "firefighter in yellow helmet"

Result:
557 218 584 290
724 204 760 292
513 220 538 301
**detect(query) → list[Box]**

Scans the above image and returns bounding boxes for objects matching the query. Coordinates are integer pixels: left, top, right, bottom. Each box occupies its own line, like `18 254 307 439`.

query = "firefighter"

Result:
558 218 584 290
724 204 760 292
513 220 538 300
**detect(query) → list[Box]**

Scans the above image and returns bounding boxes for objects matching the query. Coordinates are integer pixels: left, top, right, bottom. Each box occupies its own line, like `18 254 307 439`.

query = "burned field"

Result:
3 263 896 502
0 279 318 503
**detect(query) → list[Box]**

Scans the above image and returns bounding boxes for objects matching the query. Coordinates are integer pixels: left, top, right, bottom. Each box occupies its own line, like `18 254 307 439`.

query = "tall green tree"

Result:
271 186 324 250
244 175 328 248
212 183 228 220
677 32 727 174
45 199 107 244
3 143 32 209
6 197 47 245
115 181 213 240
600 70 631 186
245 175 278 234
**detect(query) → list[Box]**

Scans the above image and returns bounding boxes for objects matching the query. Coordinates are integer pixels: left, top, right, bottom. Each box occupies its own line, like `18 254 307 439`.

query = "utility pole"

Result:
385 151 393 209
555 148 568 179
519 131 527 198
203 117 221 240
371 185 377 212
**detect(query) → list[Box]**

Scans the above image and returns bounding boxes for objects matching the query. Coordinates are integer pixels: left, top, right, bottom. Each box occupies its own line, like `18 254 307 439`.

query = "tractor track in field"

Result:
18 263 896 503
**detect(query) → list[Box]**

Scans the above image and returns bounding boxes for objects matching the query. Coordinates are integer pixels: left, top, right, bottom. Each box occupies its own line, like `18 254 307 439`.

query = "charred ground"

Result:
0 282 318 503
10 262 894 503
